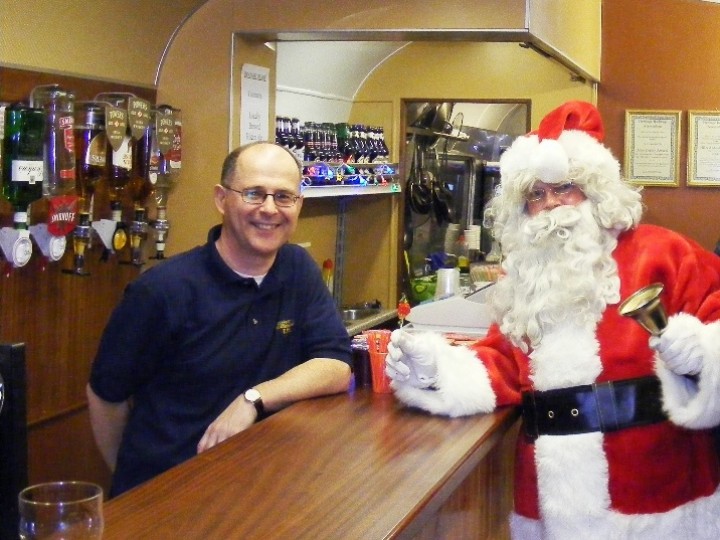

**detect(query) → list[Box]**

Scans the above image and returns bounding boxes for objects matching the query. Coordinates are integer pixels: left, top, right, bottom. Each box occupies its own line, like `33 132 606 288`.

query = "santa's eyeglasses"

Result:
524 182 580 204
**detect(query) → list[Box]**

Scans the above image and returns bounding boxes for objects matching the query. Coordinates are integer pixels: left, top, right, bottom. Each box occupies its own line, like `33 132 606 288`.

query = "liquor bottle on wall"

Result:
30 85 76 198
119 96 153 266
74 101 107 219
0 104 45 269
29 85 79 265
65 101 108 276
92 92 134 260
124 96 153 212
149 104 181 260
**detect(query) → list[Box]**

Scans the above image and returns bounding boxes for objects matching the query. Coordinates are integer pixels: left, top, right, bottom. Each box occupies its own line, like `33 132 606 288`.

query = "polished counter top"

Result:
102 390 519 539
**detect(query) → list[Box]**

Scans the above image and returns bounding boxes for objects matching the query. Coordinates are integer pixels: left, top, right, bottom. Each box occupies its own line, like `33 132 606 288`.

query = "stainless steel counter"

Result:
344 308 398 336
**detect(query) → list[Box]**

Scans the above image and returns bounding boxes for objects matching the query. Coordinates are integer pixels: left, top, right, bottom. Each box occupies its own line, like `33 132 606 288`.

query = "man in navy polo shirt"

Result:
87 142 352 497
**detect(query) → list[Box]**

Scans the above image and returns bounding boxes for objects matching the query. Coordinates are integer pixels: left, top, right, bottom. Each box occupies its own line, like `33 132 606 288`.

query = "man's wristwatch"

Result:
243 388 265 420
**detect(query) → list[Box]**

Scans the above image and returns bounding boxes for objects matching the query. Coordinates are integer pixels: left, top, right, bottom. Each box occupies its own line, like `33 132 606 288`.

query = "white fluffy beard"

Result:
491 201 621 351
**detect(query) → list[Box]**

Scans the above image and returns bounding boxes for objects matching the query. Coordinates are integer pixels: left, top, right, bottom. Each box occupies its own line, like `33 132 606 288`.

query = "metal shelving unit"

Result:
300 162 402 308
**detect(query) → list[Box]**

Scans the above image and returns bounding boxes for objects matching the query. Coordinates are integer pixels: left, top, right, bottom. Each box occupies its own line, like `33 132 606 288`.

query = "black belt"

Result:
521 376 667 441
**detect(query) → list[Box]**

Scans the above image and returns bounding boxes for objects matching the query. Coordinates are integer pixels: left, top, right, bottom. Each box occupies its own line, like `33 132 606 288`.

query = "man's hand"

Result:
385 329 439 389
197 395 256 453
649 313 706 376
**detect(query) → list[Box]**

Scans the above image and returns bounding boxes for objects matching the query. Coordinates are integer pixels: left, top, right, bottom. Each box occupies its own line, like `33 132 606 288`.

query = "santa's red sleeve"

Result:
616 225 720 430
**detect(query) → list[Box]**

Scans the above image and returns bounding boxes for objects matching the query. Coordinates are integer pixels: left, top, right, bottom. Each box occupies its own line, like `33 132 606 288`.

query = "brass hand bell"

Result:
618 282 667 336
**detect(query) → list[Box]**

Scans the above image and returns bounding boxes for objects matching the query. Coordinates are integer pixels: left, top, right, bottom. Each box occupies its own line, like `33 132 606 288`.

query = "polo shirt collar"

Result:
205 225 290 292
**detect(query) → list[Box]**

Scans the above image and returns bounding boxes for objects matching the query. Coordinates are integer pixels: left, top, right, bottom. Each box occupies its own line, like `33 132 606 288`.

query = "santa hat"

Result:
499 100 621 201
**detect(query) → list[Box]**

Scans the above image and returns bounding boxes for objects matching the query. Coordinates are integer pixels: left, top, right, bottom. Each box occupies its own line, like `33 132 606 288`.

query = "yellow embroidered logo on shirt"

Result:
276 320 294 335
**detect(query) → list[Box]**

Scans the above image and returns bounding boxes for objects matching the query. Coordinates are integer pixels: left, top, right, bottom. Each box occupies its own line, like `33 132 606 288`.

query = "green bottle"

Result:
2 104 45 228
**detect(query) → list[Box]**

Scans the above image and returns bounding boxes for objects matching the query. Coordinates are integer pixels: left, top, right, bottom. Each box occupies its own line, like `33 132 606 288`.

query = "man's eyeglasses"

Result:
225 186 301 208
524 182 580 204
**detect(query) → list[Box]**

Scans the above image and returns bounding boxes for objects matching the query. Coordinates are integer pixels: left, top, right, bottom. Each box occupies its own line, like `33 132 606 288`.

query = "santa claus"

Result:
386 101 720 539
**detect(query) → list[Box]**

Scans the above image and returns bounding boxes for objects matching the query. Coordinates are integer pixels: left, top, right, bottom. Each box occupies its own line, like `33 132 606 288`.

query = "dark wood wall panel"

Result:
599 0 720 251
0 66 156 491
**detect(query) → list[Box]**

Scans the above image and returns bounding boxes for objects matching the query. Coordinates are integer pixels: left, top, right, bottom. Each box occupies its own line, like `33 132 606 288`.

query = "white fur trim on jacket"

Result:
510 483 720 540
391 333 496 417
530 323 602 390
655 314 720 429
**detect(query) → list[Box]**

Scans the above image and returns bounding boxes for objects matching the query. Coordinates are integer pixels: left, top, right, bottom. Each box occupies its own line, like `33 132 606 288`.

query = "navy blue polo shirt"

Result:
89 225 351 496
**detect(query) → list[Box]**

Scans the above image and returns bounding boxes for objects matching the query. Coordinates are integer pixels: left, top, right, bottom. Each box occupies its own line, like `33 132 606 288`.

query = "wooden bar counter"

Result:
102 390 520 539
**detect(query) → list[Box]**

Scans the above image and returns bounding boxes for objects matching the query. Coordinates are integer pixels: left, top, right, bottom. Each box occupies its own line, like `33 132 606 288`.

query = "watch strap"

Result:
244 388 265 420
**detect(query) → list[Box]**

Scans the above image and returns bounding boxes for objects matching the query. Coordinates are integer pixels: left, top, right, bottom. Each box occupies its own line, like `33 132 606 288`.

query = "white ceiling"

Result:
276 41 408 101
274 41 408 122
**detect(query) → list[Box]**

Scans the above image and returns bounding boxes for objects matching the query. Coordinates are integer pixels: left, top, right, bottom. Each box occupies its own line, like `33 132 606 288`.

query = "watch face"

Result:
244 388 261 403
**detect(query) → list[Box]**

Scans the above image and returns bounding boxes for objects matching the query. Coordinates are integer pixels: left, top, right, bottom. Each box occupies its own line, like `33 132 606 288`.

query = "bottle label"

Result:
169 119 182 170
128 97 151 140
156 112 174 155
105 105 128 152
60 116 75 152
112 136 133 170
47 195 78 236
86 132 107 167
12 160 43 183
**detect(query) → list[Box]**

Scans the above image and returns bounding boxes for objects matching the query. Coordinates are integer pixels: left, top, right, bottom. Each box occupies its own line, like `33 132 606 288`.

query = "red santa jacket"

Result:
471 224 720 533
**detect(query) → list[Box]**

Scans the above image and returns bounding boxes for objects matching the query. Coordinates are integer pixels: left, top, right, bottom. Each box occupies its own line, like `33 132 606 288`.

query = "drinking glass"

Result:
18 481 104 539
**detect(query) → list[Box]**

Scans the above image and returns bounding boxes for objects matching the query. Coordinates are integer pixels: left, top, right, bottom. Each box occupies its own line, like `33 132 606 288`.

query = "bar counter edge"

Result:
102 390 520 540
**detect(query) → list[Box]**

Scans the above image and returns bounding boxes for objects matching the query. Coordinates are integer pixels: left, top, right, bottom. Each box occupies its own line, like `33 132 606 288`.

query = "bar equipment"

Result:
149 105 181 259
91 93 136 261
127 207 148 266
121 97 153 266
62 101 108 275
62 212 91 276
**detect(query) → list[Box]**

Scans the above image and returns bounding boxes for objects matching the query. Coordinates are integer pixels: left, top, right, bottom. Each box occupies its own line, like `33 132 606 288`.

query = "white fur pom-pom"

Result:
531 139 569 184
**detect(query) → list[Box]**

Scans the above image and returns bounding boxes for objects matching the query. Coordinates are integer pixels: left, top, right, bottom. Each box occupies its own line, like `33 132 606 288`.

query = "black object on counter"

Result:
351 337 372 390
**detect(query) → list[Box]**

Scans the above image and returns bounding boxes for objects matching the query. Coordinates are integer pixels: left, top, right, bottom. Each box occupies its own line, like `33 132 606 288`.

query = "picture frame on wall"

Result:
688 111 720 187
624 110 681 187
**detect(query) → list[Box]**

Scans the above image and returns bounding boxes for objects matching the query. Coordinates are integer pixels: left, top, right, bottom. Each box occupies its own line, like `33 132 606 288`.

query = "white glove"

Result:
385 328 497 417
649 313 706 376
385 329 439 389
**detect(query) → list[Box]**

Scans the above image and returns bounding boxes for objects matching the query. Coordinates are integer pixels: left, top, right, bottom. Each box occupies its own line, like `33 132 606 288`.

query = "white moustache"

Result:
522 206 583 244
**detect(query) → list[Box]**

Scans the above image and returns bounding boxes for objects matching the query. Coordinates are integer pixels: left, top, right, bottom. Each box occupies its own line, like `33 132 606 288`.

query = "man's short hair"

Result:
220 142 301 187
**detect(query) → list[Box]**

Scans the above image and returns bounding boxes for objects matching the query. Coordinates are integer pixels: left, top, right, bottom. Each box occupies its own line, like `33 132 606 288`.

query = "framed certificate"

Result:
688 111 720 186
624 110 681 186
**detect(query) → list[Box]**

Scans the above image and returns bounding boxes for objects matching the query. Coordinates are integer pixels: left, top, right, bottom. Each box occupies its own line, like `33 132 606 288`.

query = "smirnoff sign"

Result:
47 195 78 236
